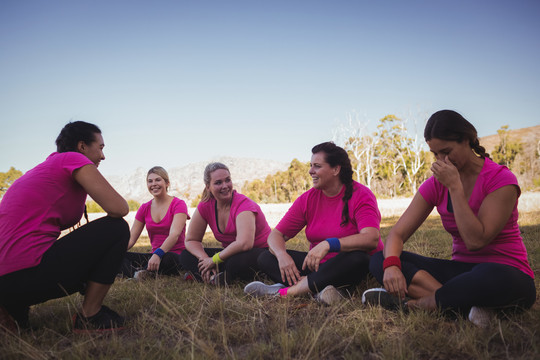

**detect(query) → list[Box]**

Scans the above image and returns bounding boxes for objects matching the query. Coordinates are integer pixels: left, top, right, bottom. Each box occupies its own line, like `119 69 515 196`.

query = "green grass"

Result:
2 211 539 359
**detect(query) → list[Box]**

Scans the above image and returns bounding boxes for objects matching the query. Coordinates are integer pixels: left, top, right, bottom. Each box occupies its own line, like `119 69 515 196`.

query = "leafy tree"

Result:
492 125 523 168
127 199 140 211
0 167 23 197
86 200 104 213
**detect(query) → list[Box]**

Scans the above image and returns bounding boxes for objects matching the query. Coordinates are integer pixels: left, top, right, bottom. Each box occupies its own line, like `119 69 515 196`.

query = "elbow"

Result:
106 201 129 218
239 241 254 252
464 236 492 252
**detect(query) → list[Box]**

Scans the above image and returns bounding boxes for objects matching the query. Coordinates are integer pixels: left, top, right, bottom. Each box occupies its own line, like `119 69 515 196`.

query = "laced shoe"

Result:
0 305 17 333
362 288 408 311
468 306 495 328
133 270 156 281
314 285 345 306
244 281 286 297
183 272 195 281
72 305 125 334
210 272 226 286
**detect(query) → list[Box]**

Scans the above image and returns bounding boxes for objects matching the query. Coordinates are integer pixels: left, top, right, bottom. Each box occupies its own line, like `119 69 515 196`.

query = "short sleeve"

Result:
418 176 444 207
276 193 307 239
135 202 149 223
171 198 190 220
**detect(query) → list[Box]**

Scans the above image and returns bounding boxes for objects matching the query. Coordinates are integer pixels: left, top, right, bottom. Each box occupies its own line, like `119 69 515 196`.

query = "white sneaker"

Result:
315 285 344 306
133 270 156 281
244 281 285 297
468 306 495 327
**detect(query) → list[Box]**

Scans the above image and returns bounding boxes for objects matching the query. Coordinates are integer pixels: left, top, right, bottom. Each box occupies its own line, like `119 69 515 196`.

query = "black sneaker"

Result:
72 305 125 334
0 305 17 333
362 288 408 311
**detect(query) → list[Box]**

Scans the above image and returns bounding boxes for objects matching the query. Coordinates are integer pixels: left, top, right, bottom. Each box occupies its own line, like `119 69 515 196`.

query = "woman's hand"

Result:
198 257 217 283
302 241 330 272
431 156 460 189
147 254 161 272
277 253 301 286
383 266 408 300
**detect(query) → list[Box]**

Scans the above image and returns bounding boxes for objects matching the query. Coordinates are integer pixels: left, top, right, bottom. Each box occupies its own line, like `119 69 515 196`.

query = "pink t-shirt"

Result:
135 197 190 254
418 157 533 278
0 152 93 276
197 191 270 249
276 181 384 263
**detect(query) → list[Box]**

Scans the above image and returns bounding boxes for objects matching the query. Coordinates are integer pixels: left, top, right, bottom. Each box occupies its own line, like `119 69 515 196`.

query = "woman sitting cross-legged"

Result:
244 142 384 305
179 162 270 284
119 166 189 280
363 110 536 327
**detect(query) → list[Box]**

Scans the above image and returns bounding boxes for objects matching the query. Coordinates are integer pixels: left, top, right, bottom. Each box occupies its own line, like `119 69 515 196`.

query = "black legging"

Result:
369 251 536 315
179 247 268 283
258 249 371 293
0 216 129 316
119 251 184 277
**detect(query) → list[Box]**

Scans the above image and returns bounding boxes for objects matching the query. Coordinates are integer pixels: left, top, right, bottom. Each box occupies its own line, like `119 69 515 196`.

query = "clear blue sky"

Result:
1 0 539 176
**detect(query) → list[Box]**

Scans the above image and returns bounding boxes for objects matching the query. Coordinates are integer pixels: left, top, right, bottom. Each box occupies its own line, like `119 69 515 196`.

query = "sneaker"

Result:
468 306 495 328
183 272 195 281
210 272 226 286
314 285 344 306
72 305 125 334
244 281 286 297
133 270 156 281
362 288 407 311
0 305 17 333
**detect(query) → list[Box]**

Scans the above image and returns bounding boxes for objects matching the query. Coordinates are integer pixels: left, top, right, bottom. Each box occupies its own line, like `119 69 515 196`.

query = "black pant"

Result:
370 251 536 315
119 251 184 277
258 249 371 293
179 247 267 283
0 216 129 315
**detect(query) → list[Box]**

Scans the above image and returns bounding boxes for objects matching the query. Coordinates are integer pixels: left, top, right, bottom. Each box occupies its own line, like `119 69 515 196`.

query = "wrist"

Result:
325 237 341 252
212 252 224 265
383 255 401 271
153 248 165 259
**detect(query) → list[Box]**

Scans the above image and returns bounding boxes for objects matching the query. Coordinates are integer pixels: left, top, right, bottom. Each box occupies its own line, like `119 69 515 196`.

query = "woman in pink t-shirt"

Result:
244 142 384 305
119 166 189 279
0 121 130 333
364 110 535 327
180 162 270 284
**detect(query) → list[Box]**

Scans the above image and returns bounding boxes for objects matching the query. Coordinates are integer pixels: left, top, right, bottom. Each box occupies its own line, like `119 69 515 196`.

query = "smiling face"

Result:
78 132 105 167
147 172 169 197
207 169 233 203
427 138 473 170
309 152 340 190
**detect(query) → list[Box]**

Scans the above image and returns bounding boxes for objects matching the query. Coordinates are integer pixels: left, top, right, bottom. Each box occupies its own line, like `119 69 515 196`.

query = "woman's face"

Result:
427 138 472 170
309 152 340 190
79 133 105 167
208 169 233 202
147 172 168 197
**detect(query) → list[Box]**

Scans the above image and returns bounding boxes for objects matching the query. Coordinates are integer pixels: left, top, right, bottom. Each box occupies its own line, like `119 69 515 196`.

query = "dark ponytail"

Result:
424 110 491 159
55 121 101 153
311 142 354 226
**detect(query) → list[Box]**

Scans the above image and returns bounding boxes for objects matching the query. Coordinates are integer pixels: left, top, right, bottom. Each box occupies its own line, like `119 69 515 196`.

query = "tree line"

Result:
243 114 539 202
1 116 538 207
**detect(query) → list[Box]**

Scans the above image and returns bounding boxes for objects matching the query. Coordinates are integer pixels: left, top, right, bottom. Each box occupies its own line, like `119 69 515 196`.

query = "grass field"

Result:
1 211 539 359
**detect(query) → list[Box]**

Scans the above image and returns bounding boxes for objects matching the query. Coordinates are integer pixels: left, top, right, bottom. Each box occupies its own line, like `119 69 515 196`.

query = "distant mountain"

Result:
105 157 290 204
479 124 540 154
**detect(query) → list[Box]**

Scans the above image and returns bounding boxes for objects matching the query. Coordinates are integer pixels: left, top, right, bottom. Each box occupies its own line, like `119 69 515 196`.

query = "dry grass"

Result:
1 211 539 359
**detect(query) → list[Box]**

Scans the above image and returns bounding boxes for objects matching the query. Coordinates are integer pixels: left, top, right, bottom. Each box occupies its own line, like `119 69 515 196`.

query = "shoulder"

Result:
49 152 93 171
232 191 260 211
171 197 188 211
480 158 520 194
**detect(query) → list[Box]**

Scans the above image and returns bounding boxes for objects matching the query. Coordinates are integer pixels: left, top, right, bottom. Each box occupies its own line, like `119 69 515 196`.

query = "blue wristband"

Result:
326 237 341 252
153 248 165 259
